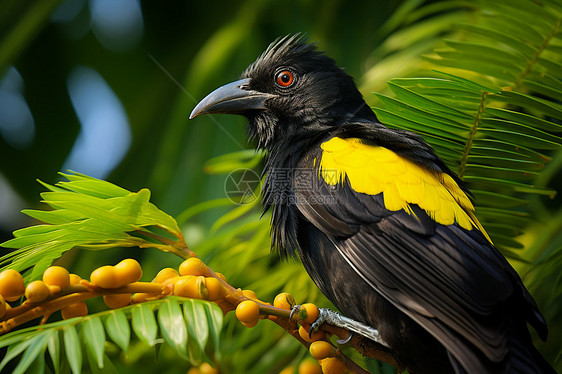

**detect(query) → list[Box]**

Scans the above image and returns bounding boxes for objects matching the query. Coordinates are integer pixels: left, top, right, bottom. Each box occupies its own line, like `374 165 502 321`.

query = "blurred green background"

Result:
1 0 561 373
0 0 406 226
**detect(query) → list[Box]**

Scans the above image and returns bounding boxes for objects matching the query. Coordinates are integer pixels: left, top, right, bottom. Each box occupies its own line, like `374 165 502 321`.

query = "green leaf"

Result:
425 55 518 83
0 337 35 371
443 39 529 68
0 298 224 374
476 207 530 226
478 128 560 150
0 171 184 277
388 77 484 100
104 310 130 353
486 108 562 132
47 330 60 374
494 91 562 120
432 71 500 92
183 299 209 361
386 82 473 120
63 325 82 374
22 209 87 225
464 176 555 196
374 107 465 140
158 298 188 360
467 155 545 171
131 303 158 346
489 234 526 250
12 331 51 374
455 22 537 57
204 301 223 355
465 164 537 181
0 329 37 349
471 190 528 208
481 118 562 146
375 93 469 133
58 171 131 198
471 139 548 161
25 353 45 374
81 317 105 370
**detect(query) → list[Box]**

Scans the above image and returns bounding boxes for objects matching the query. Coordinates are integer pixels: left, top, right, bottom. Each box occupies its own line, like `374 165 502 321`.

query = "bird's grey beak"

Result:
189 78 275 119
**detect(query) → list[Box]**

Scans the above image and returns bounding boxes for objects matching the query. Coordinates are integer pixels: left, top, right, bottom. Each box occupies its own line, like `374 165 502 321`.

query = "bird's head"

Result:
190 34 375 149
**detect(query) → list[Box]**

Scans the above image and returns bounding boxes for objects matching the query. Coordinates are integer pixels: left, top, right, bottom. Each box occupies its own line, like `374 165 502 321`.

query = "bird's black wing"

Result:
293 132 548 373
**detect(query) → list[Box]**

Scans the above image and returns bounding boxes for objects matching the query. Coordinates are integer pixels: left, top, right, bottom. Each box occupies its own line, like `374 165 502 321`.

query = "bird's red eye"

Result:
275 70 294 87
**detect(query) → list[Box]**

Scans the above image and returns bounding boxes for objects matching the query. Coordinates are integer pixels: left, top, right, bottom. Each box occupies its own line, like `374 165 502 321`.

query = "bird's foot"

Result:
289 304 301 320
309 308 389 348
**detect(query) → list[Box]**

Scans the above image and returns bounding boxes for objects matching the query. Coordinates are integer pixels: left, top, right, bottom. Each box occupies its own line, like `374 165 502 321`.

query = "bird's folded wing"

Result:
294 138 519 371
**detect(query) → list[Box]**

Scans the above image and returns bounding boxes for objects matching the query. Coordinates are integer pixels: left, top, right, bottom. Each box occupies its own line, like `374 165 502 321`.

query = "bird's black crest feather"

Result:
243 33 321 77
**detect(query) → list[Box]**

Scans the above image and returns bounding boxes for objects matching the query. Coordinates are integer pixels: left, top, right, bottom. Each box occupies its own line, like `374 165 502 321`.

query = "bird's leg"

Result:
309 308 389 348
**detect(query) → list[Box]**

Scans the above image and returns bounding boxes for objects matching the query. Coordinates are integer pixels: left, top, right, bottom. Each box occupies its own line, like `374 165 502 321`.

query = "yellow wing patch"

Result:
320 137 490 239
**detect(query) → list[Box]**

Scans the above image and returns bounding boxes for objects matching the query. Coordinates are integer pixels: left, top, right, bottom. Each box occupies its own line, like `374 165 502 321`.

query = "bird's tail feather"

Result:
447 329 555 374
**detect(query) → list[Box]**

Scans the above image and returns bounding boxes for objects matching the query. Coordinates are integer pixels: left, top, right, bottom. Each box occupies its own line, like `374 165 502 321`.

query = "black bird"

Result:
190 35 555 374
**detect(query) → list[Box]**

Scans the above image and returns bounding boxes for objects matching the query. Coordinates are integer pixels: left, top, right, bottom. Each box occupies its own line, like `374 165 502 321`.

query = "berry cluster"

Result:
0 259 351 373
0 257 231 329
270 293 350 374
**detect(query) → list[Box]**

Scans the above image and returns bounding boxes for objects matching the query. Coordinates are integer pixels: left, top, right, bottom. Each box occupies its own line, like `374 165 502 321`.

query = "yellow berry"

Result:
0 295 6 319
205 277 226 301
299 325 326 343
236 300 260 324
187 368 200 374
103 293 131 309
179 257 210 277
114 258 142 286
69 274 82 285
299 358 322 374
0 269 25 301
279 366 295 374
131 292 160 303
274 292 296 310
241 319 259 328
61 301 88 319
48 285 61 295
171 276 190 297
242 289 258 300
42 266 70 289
90 266 118 288
320 357 347 374
309 341 335 360
198 362 218 374
173 275 208 299
152 267 179 283
299 303 320 324
25 280 50 303
161 276 180 288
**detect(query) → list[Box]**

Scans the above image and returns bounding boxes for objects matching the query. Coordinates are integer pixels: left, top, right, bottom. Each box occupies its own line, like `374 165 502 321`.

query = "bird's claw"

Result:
289 304 301 320
310 308 389 348
292 306 388 347
309 308 331 332
336 331 354 345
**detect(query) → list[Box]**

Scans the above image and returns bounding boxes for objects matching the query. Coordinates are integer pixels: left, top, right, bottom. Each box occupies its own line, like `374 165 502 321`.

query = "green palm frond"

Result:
0 298 222 374
373 0 562 255
0 172 189 281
